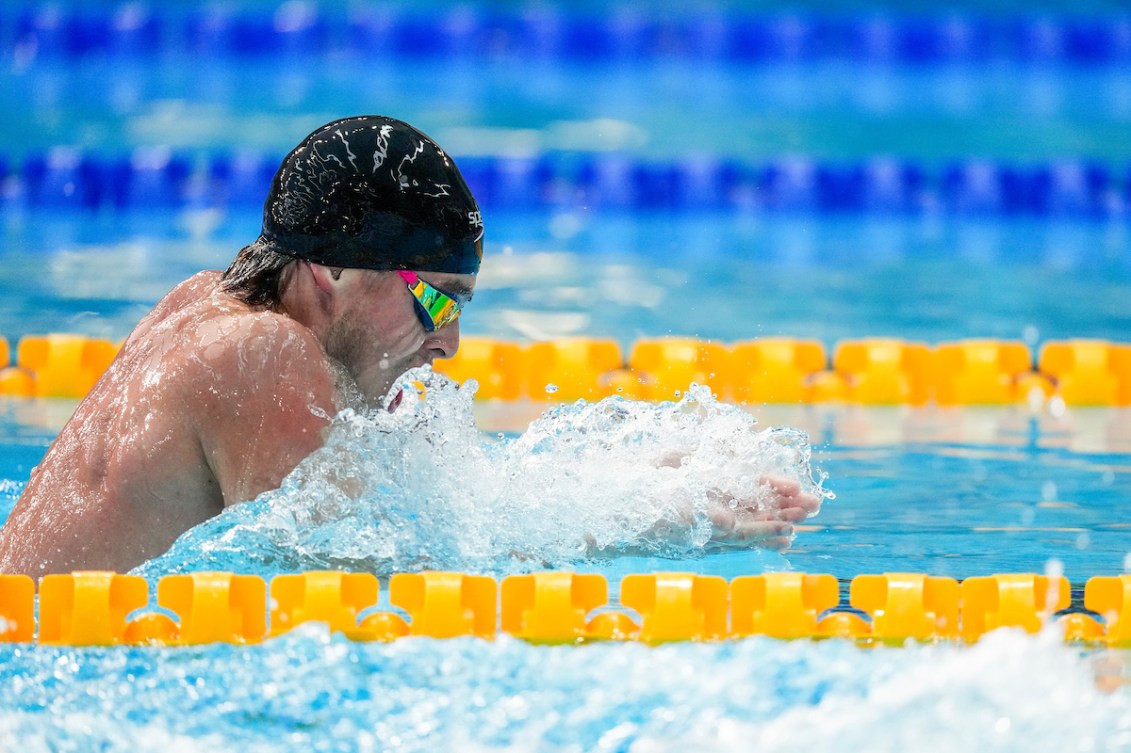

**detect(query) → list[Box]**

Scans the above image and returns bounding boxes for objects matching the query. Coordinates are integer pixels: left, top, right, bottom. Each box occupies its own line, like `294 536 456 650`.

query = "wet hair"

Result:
220 240 294 307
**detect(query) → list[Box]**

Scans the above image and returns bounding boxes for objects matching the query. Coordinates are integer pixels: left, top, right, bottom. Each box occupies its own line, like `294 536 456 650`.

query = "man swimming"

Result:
0 114 818 577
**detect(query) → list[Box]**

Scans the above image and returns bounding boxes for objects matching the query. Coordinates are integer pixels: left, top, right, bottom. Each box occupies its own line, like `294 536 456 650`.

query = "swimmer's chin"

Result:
352 357 431 403
339 370 403 408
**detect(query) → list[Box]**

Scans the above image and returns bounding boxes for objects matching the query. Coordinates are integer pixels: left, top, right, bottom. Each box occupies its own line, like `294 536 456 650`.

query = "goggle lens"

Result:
397 271 464 332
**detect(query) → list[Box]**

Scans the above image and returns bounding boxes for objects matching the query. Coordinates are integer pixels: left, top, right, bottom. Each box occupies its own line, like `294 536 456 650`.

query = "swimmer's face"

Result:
323 268 476 402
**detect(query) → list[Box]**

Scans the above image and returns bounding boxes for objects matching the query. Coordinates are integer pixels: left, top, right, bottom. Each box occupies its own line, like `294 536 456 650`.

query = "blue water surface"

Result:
3 211 1130 345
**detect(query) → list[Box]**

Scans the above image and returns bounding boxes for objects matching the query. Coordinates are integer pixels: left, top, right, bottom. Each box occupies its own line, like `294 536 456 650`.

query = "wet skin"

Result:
0 263 469 576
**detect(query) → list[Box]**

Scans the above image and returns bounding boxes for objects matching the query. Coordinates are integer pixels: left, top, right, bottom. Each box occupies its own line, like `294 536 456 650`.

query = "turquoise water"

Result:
6 57 1131 161
3 1 1131 749
1 629 1128 753
3 213 1130 345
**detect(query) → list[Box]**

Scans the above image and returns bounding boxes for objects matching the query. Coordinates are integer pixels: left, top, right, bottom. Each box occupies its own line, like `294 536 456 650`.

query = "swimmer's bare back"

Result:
0 271 339 576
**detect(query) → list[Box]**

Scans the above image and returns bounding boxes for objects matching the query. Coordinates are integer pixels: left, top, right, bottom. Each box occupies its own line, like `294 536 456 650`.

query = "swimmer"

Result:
0 114 818 577
0 116 481 575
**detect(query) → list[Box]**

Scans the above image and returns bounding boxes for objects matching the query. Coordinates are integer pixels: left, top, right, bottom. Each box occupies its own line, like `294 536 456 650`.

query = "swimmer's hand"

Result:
706 475 822 551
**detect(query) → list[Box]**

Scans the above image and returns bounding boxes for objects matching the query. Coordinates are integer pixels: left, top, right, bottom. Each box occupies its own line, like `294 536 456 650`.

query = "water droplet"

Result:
544 383 559 395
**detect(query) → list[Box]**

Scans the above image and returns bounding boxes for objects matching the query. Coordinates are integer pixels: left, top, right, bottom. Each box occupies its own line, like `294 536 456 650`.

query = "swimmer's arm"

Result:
193 326 338 507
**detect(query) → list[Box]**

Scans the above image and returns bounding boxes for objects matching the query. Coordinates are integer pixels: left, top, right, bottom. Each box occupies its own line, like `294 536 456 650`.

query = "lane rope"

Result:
4 334 1129 406
3 570 1127 646
4 150 1128 217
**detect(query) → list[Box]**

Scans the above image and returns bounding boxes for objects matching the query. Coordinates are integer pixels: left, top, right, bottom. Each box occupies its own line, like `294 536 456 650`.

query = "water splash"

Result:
135 367 829 579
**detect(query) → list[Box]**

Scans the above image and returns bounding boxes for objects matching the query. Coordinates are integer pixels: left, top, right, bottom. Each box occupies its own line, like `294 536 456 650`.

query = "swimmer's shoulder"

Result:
160 270 224 313
183 306 340 408
125 271 225 346
175 308 340 470
125 271 339 408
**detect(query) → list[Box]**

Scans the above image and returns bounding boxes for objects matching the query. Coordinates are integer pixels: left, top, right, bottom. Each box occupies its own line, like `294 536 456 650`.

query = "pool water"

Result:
2 387 1131 751
1 627 1127 753
4 373 1130 582
3 213 1131 345
3 215 1131 583
3 306 1131 751
3 1 1131 750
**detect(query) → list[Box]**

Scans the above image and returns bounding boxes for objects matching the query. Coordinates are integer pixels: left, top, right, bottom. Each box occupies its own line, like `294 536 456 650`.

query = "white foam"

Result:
142 367 829 576
627 629 1131 753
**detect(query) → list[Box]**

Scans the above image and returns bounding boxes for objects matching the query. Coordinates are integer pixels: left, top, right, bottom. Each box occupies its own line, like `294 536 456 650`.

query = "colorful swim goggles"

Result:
396 270 466 332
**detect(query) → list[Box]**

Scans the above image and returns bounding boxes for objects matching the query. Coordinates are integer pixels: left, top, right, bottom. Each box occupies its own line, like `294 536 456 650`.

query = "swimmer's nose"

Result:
426 317 460 361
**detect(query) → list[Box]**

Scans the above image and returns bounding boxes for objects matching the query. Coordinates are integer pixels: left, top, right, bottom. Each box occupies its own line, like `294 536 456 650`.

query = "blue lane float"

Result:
5 149 1128 219
5 7 1131 65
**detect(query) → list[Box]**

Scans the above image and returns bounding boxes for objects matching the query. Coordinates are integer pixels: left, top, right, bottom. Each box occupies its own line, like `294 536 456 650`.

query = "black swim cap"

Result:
256 115 483 275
